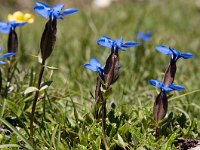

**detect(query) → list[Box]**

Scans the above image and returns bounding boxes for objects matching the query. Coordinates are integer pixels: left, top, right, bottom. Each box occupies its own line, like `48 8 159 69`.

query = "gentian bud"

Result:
7 29 18 54
103 51 119 89
40 18 57 61
163 60 176 85
153 91 168 122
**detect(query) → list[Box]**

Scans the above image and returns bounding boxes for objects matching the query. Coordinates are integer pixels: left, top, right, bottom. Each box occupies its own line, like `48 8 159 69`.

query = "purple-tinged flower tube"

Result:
155 45 193 85
97 36 138 89
149 79 184 122
34 2 78 61
0 21 26 54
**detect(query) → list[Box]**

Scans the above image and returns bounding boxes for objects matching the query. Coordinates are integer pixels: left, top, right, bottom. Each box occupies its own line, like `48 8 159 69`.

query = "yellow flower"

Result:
8 11 34 24
24 13 34 23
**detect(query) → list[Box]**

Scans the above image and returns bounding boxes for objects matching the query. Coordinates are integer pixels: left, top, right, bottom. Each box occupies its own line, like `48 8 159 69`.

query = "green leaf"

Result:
160 130 178 150
0 118 34 150
40 81 53 91
24 87 38 94
115 134 128 148
103 87 112 100
0 144 21 149
51 124 59 149
118 123 130 136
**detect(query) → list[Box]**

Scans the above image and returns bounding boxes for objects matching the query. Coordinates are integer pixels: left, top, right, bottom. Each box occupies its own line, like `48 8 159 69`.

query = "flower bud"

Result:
7 29 18 54
103 51 119 89
153 91 168 122
163 60 176 85
40 19 57 61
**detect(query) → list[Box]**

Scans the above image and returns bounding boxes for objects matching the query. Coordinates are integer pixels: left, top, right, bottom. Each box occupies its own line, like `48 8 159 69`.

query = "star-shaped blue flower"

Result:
97 36 139 52
149 79 185 93
34 2 78 20
0 47 16 64
137 32 152 42
0 21 26 34
84 57 104 77
155 45 194 62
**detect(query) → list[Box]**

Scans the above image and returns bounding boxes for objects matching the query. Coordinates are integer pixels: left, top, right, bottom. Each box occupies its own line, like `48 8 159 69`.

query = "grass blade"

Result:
169 89 200 101
0 144 21 148
0 117 34 150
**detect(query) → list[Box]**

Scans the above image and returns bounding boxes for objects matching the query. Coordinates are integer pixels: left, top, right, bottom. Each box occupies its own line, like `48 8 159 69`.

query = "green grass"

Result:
0 0 200 149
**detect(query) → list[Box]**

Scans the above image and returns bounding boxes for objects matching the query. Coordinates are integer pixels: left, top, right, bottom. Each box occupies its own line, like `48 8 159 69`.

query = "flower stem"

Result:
94 76 101 119
30 59 45 141
100 92 109 150
4 64 11 98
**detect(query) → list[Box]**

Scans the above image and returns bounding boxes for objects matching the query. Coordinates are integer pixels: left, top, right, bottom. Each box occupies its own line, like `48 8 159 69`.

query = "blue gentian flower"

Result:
84 57 104 77
0 21 26 34
137 32 152 42
34 2 78 20
0 47 16 64
149 79 185 93
97 36 139 52
155 45 193 62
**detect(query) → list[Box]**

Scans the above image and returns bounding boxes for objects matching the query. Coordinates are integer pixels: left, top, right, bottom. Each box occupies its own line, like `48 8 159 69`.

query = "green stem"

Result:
4 64 11 98
94 76 101 119
30 59 45 141
100 92 109 150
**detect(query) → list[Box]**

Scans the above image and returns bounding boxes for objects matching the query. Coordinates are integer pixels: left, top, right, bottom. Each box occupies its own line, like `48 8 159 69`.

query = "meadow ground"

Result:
0 0 200 149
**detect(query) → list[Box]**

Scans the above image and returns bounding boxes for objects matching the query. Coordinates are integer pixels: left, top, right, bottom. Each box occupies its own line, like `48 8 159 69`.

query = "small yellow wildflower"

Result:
8 11 34 24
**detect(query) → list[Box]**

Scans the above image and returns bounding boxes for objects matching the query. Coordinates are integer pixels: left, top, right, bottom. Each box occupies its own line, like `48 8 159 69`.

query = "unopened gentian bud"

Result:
40 18 57 61
163 60 176 85
103 51 119 89
155 45 193 85
153 91 167 122
7 29 18 54
149 79 185 122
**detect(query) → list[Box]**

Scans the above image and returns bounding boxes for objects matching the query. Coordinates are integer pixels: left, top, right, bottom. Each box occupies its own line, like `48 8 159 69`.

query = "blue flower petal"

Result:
122 41 139 48
97 36 113 49
149 79 164 89
0 61 6 65
155 45 173 55
34 6 50 19
62 8 78 16
0 22 10 34
180 52 194 59
51 4 64 19
116 37 123 47
52 4 64 12
90 57 101 68
0 53 16 58
10 21 26 28
0 47 2 52
84 64 98 72
36 2 50 9
162 86 173 92
137 32 143 39
115 37 125 50
137 32 152 42
168 83 185 91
